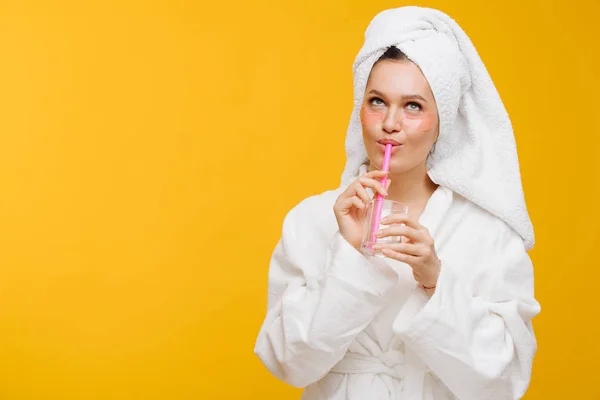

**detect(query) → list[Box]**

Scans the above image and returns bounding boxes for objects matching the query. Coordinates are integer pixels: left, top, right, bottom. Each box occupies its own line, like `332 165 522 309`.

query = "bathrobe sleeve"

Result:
254 197 399 388
394 224 541 400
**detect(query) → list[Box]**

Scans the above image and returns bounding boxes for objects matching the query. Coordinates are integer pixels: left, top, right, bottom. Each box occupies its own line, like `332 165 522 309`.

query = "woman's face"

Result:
360 59 439 174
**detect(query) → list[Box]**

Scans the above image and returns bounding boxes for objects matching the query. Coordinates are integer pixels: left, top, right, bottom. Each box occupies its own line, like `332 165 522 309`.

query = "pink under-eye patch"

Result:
400 112 435 131
360 105 385 126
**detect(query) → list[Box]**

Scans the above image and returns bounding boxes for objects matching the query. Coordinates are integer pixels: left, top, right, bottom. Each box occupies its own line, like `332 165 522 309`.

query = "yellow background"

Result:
0 0 597 398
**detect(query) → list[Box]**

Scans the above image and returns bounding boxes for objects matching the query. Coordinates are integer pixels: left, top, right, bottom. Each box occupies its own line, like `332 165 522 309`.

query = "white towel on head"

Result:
341 6 535 250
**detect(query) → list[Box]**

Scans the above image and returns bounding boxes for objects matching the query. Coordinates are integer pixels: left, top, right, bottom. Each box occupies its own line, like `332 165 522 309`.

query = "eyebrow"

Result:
367 89 427 103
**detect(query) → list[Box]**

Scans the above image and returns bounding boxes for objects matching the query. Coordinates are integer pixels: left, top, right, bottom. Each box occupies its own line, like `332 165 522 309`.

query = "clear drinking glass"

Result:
360 198 408 258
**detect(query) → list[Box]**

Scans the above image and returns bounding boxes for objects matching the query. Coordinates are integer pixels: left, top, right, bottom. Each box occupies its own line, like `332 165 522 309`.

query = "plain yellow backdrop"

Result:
0 0 598 399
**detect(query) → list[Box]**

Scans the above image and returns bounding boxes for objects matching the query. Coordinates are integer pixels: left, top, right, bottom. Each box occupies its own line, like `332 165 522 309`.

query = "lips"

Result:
377 141 403 154
377 139 403 146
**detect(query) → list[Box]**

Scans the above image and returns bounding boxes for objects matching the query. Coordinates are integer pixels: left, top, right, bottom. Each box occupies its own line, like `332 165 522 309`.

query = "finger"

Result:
356 182 371 204
357 177 388 197
351 196 366 211
381 248 419 265
339 180 369 203
375 242 426 257
375 225 425 242
363 170 388 179
334 196 364 215
380 214 434 246
353 182 372 204
379 212 421 229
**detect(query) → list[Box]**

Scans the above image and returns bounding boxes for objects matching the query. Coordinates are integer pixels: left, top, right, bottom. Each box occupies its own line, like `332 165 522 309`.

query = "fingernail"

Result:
373 245 382 250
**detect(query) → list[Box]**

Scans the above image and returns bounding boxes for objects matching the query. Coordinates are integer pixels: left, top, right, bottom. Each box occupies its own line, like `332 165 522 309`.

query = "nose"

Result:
382 107 401 133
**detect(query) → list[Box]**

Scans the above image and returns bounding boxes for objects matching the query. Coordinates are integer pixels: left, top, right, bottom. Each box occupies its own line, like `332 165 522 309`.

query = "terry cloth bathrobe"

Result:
254 6 540 400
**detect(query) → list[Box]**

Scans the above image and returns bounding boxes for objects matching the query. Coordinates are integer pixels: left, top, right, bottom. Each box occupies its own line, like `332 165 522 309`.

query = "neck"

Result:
369 161 438 206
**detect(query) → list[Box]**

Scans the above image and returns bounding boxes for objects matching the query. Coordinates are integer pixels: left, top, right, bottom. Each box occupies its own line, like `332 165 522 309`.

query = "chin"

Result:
387 162 410 174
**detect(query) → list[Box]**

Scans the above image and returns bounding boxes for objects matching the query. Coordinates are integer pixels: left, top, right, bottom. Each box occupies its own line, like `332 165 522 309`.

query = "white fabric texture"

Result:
341 6 535 249
254 185 540 399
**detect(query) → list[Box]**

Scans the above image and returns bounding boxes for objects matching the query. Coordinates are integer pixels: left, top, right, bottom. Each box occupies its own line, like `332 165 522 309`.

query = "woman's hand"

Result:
333 170 390 251
373 213 441 288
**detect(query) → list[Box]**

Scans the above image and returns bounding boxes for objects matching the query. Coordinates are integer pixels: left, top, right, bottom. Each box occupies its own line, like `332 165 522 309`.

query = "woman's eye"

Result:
370 97 384 106
406 102 422 111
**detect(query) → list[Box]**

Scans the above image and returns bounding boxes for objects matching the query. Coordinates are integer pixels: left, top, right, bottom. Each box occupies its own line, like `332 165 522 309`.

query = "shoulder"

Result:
445 191 528 258
440 192 536 300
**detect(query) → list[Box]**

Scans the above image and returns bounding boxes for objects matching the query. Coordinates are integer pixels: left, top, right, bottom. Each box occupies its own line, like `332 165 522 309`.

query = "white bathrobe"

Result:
254 183 540 399
255 6 540 399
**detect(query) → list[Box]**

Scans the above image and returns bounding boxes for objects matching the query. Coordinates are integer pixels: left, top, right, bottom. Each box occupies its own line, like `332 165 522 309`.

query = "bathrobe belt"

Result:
330 350 429 398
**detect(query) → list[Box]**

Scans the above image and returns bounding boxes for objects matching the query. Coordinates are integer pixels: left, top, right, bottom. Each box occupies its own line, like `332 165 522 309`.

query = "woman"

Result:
254 6 540 400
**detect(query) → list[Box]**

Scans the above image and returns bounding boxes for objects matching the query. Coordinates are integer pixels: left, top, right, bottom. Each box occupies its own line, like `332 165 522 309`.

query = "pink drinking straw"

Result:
369 143 393 246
